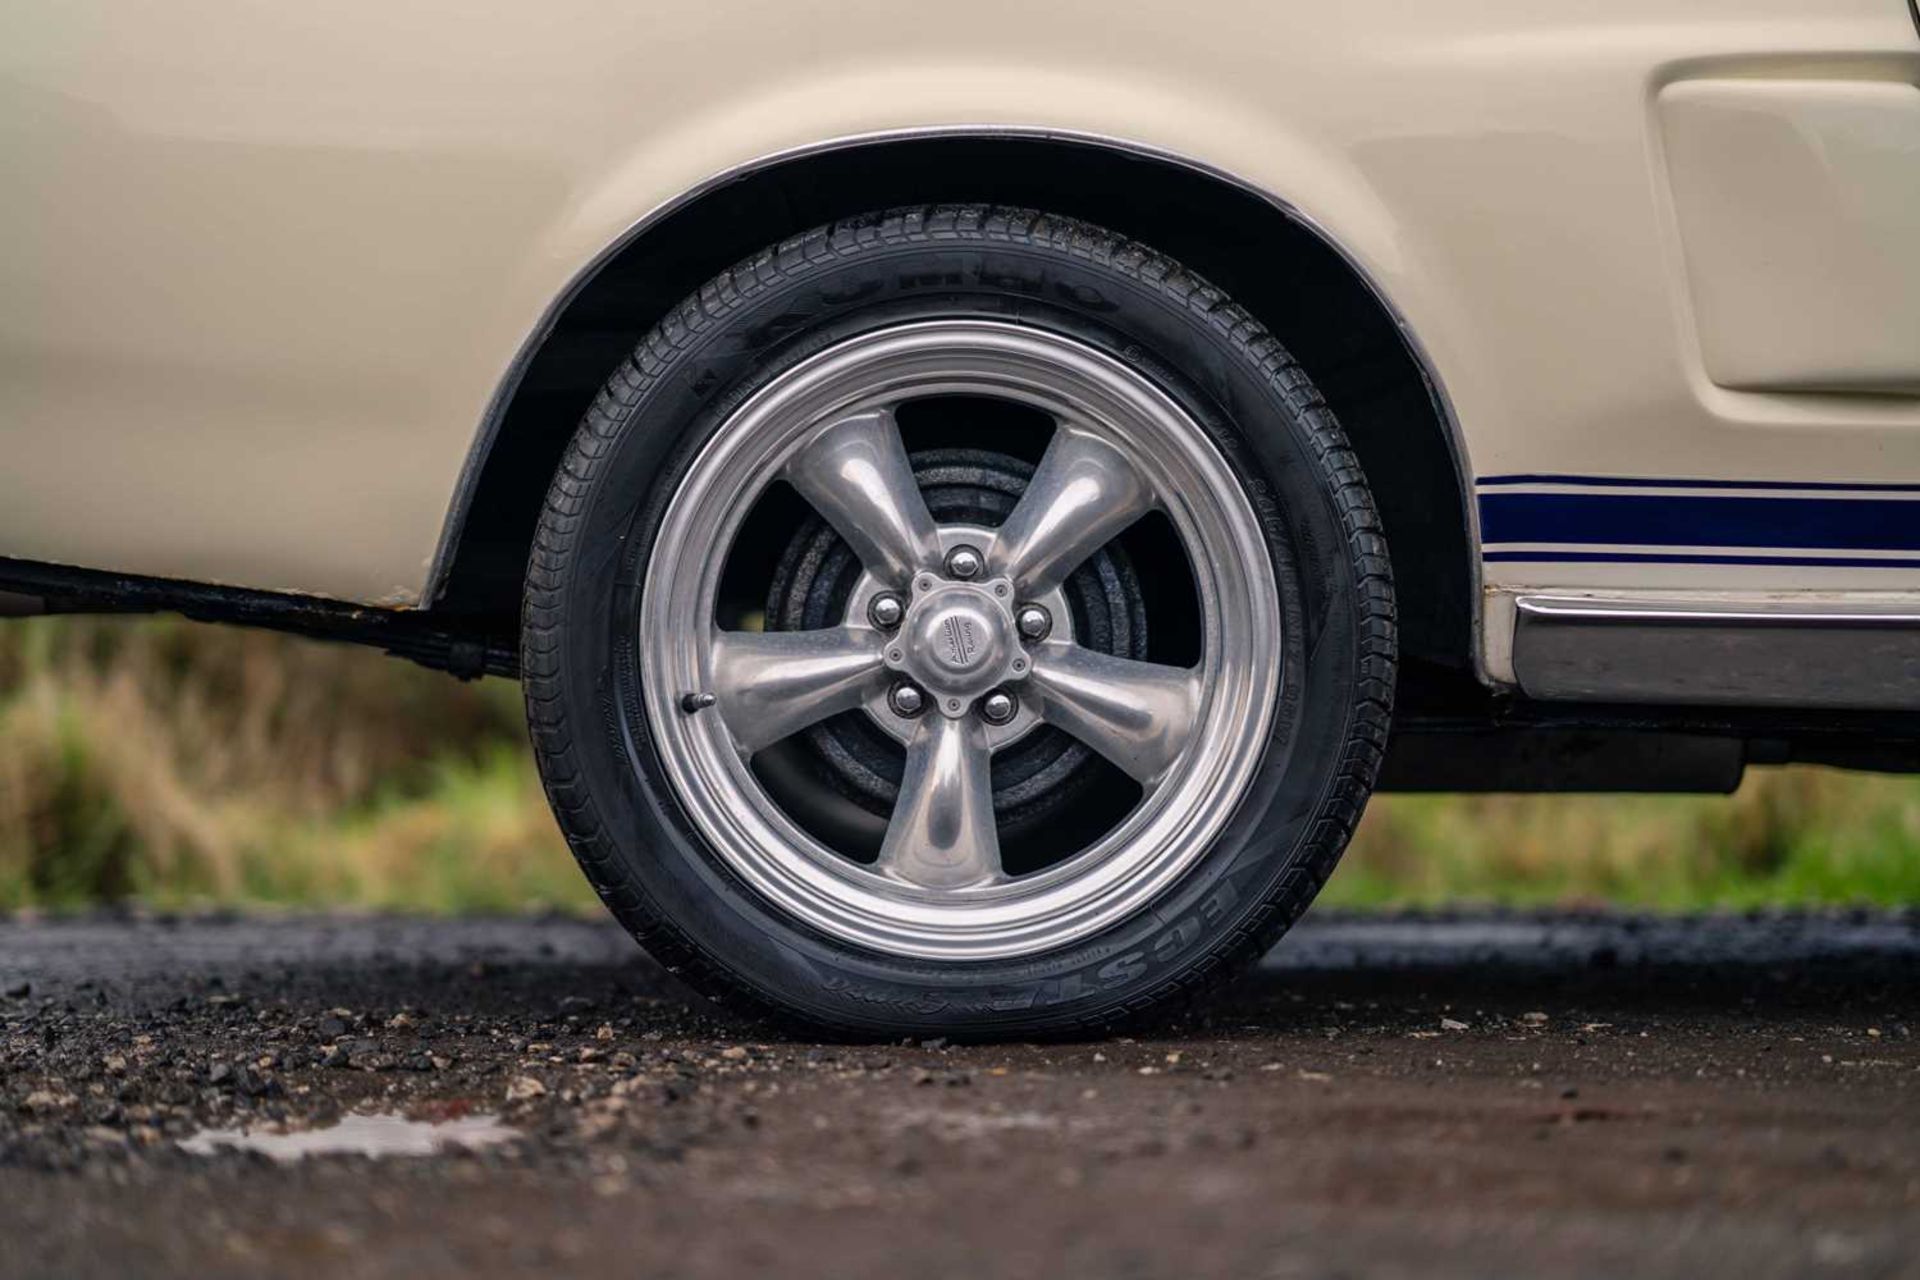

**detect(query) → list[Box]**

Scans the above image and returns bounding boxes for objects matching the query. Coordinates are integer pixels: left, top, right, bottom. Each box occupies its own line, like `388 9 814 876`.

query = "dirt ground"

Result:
1 909 1915 1279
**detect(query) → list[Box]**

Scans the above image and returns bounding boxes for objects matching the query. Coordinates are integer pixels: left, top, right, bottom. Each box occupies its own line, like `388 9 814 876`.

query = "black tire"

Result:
523 205 1394 1038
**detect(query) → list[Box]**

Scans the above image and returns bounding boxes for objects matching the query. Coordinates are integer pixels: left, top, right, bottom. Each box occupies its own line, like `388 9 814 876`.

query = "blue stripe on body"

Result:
1478 492 1920 553
1484 551 1920 569
1478 473 1920 493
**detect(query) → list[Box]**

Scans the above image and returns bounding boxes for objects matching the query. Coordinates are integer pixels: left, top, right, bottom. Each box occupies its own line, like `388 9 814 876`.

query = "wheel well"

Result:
434 135 1477 677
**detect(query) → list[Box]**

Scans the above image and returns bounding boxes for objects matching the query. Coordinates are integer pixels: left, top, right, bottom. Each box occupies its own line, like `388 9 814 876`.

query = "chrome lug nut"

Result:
888 682 927 718
867 592 905 630
978 689 1017 725
944 545 984 580
1014 604 1052 641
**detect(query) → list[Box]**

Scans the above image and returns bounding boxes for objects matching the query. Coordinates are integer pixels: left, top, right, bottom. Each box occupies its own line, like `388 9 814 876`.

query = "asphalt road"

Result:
2 909 1916 1279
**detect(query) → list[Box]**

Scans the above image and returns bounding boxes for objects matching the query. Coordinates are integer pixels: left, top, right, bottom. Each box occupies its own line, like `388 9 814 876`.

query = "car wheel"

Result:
523 205 1394 1037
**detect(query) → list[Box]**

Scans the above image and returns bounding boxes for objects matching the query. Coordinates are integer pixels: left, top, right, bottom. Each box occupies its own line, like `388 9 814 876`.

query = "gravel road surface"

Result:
2 909 1915 1279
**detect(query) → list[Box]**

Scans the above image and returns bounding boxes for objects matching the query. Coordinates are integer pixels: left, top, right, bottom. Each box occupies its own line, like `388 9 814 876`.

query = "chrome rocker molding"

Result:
1513 597 1920 711
425 126 1483 672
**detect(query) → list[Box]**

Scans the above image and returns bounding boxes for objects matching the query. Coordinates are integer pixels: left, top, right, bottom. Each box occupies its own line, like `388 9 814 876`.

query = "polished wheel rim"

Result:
640 320 1281 961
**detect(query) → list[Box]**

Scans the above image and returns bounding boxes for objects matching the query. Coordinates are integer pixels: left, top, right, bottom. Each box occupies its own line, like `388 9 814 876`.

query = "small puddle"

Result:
178 1112 519 1163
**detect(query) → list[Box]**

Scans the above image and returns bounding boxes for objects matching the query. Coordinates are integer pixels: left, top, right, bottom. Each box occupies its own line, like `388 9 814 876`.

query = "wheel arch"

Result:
430 130 1482 680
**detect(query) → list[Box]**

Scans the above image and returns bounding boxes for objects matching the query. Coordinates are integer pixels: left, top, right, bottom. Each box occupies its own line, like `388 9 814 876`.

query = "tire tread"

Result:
522 204 1396 1036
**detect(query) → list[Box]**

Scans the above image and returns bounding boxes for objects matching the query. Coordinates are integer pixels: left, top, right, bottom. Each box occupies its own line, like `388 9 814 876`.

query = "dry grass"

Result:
0 617 585 910
1 615 1915 913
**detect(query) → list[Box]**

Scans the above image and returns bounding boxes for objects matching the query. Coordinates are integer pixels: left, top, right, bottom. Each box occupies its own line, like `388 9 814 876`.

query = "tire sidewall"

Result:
539 218 1374 1036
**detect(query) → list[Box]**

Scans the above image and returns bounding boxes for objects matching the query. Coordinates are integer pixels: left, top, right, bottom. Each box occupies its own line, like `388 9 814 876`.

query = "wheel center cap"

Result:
886 580 1022 714
929 607 991 672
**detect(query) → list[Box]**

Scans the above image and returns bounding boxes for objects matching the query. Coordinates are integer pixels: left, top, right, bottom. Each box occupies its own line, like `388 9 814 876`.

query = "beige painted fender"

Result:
3 0 1918 693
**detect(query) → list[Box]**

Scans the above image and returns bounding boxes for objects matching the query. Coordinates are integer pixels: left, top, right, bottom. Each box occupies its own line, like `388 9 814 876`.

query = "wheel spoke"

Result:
877 715 1002 889
783 408 942 586
990 427 1155 597
1026 643 1202 787
709 627 886 755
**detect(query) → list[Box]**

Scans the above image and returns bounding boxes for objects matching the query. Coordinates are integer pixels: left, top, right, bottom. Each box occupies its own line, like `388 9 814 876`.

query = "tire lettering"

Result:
977 268 1044 296
824 880 1247 1015
1052 281 1117 312
821 278 885 306
1096 950 1148 985
897 270 963 290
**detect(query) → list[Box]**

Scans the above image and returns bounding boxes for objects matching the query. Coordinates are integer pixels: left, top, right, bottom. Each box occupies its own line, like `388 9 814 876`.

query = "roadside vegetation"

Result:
2 616 1916 913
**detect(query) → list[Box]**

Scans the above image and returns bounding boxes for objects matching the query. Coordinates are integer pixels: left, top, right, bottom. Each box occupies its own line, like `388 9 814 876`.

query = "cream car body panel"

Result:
3 1 1918 689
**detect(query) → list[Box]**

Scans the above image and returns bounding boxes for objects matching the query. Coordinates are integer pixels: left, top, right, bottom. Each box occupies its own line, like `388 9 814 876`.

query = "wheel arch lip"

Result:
430 125 1485 682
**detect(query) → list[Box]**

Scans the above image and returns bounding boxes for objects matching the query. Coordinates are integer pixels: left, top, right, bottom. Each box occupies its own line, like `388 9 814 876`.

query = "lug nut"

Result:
1015 604 1052 641
978 689 1017 725
888 682 926 718
867 592 905 630
945 546 984 580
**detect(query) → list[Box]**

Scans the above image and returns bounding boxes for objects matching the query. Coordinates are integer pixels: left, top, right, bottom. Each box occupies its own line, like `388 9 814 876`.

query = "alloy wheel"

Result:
640 319 1282 961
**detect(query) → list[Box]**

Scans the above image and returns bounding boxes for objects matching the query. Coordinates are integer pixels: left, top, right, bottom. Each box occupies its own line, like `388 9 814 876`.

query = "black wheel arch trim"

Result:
425 126 1484 679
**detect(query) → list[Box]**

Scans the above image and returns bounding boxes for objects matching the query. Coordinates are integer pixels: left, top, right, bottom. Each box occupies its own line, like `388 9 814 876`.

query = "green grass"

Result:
1329 775 1920 911
2 615 1916 914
